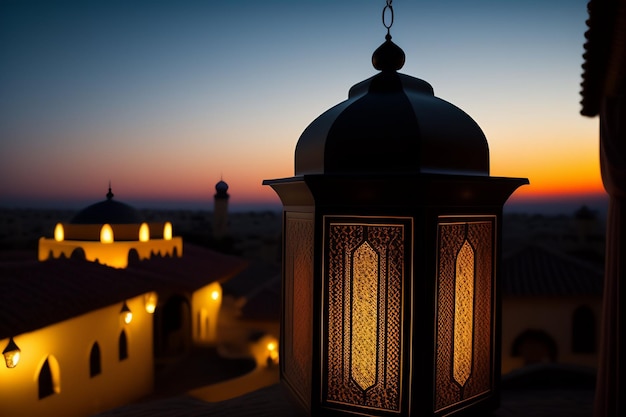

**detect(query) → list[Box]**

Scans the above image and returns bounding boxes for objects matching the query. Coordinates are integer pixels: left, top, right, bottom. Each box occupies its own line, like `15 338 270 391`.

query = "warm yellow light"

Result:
144 292 158 314
351 241 378 390
54 223 64 242
211 290 220 301
123 311 132 324
163 222 172 240
3 337 21 368
267 340 279 365
100 224 114 244
453 240 475 387
139 223 150 242
120 302 132 324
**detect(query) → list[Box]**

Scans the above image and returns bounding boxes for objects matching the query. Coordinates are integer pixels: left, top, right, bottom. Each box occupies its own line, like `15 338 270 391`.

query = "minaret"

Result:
213 178 229 239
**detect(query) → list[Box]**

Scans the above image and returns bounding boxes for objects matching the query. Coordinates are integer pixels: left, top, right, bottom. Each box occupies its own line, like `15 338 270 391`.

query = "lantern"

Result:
2 337 21 368
120 301 133 324
263 5 527 416
144 292 158 314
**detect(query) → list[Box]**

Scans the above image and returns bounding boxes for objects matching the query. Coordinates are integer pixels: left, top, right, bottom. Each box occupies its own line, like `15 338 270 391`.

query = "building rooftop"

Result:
0 244 248 340
502 243 604 297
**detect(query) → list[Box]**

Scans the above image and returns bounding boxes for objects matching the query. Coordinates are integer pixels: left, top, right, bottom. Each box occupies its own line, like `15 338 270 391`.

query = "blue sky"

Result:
0 0 602 212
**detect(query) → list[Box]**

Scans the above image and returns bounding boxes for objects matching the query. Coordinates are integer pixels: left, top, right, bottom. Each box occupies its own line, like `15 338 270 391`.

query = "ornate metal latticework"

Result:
323 218 408 413
454 240 475 386
435 218 494 412
283 214 314 408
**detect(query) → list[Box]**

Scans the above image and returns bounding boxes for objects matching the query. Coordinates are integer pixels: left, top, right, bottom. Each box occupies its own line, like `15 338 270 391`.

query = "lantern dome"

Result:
295 37 490 177
70 187 143 225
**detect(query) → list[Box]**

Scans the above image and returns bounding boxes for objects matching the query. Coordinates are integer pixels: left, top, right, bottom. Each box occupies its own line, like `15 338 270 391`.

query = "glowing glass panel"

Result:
324 218 407 412
5 350 20 368
435 218 494 412
350 242 379 391
453 240 475 387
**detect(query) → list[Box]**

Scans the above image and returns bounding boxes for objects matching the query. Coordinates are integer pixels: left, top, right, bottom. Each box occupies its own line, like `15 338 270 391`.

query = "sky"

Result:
0 0 606 213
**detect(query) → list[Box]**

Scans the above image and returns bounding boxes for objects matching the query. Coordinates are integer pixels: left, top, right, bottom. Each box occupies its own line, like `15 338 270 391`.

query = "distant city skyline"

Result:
0 0 604 213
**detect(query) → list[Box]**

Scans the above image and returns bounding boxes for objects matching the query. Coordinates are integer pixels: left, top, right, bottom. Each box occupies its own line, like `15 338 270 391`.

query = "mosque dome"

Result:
215 180 229 193
70 187 144 225
294 36 490 177
214 179 229 199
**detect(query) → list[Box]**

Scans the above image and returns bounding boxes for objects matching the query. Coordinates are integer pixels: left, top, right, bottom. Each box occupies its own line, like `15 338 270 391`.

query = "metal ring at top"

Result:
383 1 394 30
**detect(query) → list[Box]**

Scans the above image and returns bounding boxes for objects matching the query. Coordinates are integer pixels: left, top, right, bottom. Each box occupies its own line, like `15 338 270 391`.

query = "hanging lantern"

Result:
120 301 133 324
263 2 527 416
144 292 158 314
3 337 21 368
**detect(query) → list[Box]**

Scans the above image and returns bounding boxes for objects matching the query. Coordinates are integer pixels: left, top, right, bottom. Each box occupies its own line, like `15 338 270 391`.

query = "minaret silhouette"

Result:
213 178 229 239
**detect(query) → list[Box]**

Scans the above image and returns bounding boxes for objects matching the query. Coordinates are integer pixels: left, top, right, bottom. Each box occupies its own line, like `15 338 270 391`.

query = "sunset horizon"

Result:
1 0 602 216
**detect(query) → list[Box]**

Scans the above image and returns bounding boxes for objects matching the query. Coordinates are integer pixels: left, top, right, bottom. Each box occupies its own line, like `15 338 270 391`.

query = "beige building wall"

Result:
0 294 154 417
38 236 183 269
501 296 602 374
191 282 223 345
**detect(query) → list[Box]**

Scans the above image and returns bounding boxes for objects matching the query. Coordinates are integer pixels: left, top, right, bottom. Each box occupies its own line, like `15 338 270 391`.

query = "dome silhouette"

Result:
70 187 143 225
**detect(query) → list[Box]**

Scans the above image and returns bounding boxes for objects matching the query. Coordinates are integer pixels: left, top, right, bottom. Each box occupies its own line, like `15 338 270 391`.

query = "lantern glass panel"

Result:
435 216 495 412
322 216 411 413
282 212 314 408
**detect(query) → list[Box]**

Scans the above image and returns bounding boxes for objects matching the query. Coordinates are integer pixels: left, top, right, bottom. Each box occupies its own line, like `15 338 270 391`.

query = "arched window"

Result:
90 342 102 377
572 305 596 353
38 356 61 399
511 329 558 365
119 330 128 360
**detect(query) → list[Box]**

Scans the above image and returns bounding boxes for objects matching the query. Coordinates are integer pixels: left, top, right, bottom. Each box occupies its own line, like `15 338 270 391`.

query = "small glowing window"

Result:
100 224 114 244
139 223 150 242
54 223 64 242
163 222 172 240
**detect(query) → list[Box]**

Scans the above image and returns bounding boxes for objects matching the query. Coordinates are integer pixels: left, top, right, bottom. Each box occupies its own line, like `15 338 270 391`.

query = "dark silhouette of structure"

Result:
213 178 230 239
580 1 626 416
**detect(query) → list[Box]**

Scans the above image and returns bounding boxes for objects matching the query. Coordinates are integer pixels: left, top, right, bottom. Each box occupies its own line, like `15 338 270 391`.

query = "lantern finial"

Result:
372 0 405 71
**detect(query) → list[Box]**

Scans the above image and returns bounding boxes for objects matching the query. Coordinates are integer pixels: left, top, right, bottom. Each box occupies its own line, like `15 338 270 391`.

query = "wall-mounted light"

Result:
144 292 158 314
263 3 527 415
3 337 21 368
211 290 220 301
120 301 132 324
267 341 279 366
